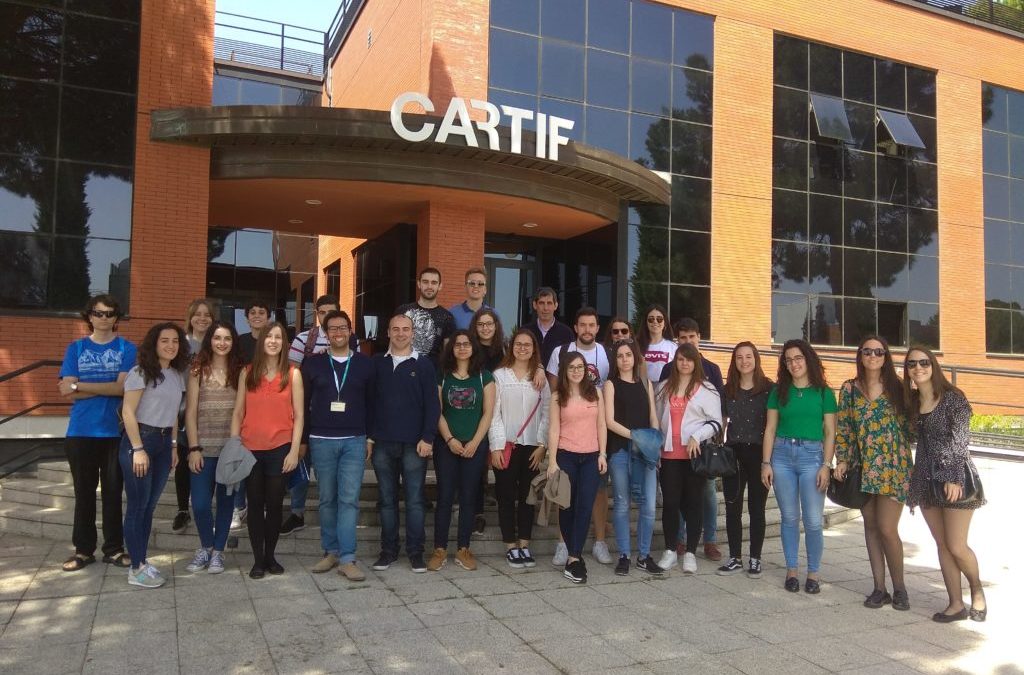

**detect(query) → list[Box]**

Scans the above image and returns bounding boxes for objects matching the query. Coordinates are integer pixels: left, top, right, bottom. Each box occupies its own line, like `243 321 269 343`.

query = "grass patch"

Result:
971 415 1024 436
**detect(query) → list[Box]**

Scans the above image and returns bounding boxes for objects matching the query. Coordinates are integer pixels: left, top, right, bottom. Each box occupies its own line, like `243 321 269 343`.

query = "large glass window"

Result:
982 83 1024 354
0 0 139 312
212 73 321 106
772 35 938 348
489 0 714 332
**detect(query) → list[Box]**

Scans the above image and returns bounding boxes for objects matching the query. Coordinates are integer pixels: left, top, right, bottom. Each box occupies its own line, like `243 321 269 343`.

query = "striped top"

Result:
196 372 235 458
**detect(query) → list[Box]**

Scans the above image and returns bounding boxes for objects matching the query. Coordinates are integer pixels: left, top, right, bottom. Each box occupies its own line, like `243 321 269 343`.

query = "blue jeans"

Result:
678 478 719 545
119 426 174 569
189 456 233 551
310 436 366 562
371 441 427 557
287 457 310 515
432 437 488 550
609 449 657 558
772 437 826 573
557 451 600 559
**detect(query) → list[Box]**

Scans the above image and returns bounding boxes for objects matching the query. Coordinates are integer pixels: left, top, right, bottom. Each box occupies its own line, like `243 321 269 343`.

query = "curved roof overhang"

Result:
150 105 670 230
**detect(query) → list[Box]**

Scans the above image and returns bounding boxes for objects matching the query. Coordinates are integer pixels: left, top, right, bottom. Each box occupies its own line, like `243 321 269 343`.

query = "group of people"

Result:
54 266 987 622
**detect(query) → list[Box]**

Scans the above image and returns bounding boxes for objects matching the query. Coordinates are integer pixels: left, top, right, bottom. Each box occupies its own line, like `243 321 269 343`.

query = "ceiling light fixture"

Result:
305 199 322 206
288 219 304 224
521 222 539 228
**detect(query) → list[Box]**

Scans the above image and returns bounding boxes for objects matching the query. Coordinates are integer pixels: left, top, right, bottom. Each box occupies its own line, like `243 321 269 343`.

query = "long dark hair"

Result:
246 322 291 392
724 341 772 399
659 342 705 403
776 339 828 406
902 345 963 426
603 316 633 349
856 335 905 418
556 352 599 406
191 321 243 388
611 339 643 382
498 328 541 374
136 322 189 386
469 308 504 369
636 304 667 352
441 329 482 376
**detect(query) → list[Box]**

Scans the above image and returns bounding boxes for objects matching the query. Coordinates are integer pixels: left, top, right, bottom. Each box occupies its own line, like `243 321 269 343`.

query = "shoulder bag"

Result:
930 463 984 506
692 419 737 478
503 390 541 467
827 387 869 509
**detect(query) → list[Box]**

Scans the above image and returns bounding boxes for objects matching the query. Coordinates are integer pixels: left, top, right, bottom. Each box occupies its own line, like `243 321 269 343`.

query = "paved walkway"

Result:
0 457 1020 675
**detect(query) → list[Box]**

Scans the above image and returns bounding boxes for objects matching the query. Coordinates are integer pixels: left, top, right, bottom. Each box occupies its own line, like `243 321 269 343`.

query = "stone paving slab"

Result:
0 457 1020 674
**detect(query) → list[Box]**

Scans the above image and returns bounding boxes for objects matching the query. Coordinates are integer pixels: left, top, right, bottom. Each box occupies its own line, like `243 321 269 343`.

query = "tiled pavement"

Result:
0 457 1020 675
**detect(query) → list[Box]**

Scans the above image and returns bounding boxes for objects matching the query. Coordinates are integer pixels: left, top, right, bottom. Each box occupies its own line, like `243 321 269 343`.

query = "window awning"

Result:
809 93 854 143
877 109 926 149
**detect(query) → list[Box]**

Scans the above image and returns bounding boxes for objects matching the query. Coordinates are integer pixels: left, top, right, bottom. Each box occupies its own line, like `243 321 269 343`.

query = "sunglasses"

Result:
906 359 932 369
610 328 630 335
89 310 117 319
647 316 665 324
466 281 486 288
860 347 886 357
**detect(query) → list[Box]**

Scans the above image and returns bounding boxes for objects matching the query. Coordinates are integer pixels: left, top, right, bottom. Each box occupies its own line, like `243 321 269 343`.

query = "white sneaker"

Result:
592 541 613 565
682 552 697 574
552 542 569 567
657 549 678 570
230 507 247 530
128 566 165 588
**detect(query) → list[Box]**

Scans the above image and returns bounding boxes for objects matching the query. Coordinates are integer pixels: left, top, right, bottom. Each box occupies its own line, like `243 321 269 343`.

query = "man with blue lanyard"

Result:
301 310 376 580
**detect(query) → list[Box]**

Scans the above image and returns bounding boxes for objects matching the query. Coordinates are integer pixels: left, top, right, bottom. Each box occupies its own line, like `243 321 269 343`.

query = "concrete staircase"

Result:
0 460 857 558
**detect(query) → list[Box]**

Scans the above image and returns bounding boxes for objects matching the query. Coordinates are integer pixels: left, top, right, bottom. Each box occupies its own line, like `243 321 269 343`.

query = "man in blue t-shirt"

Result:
57 294 137 572
448 267 495 330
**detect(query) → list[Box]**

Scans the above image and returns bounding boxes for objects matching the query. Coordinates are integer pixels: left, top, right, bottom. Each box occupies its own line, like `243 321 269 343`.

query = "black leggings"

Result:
493 444 539 544
660 458 704 552
246 444 288 567
174 433 190 512
723 442 768 559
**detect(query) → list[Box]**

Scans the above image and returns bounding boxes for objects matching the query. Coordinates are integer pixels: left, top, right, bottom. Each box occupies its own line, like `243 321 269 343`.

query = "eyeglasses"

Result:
466 281 486 288
647 316 664 324
567 364 586 372
610 328 630 336
906 359 932 369
784 355 806 365
613 338 635 346
860 347 886 357
453 342 473 349
326 325 350 333
89 310 117 319
476 321 495 328
512 342 533 350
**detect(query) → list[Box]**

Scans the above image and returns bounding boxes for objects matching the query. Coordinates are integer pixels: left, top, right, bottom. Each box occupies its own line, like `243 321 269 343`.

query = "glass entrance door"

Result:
485 259 534 338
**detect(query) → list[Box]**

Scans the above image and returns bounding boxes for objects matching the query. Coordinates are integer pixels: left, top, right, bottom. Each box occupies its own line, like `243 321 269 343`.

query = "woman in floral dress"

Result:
834 336 913 611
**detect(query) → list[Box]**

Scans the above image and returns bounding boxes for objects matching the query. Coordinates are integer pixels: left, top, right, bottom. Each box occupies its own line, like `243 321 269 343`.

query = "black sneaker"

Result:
636 555 665 576
716 557 743 576
506 548 524 569
563 559 587 584
614 555 630 576
473 514 486 537
409 553 426 573
864 589 892 609
747 558 763 579
172 510 190 534
280 513 304 535
372 552 397 571
892 589 910 611
518 547 536 568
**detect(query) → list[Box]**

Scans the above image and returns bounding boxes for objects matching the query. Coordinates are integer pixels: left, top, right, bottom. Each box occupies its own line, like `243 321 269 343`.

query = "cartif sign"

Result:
390 92 576 161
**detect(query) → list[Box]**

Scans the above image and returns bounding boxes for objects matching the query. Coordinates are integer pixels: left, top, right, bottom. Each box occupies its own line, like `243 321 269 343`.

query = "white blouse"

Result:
488 367 551 449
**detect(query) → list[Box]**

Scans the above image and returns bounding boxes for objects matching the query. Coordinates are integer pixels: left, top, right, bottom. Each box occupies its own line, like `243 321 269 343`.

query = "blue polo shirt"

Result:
449 301 497 330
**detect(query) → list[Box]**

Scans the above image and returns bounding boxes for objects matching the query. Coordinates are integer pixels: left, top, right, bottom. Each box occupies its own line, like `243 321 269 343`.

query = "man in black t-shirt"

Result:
237 300 271 365
396 267 455 366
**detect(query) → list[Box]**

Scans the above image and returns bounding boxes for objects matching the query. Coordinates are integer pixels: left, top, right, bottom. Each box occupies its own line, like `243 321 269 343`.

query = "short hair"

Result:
464 267 486 281
574 306 599 324
389 313 413 329
321 310 352 329
81 294 123 329
245 300 271 316
533 286 558 303
315 294 339 310
418 267 442 281
673 317 701 335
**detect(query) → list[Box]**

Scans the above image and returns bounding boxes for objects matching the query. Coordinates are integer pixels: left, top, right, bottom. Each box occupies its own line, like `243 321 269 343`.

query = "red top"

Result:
665 395 690 460
240 369 294 451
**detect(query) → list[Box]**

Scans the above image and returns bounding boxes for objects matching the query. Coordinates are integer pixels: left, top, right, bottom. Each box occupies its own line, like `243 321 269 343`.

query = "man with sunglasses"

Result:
449 267 496 330
57 295 137 572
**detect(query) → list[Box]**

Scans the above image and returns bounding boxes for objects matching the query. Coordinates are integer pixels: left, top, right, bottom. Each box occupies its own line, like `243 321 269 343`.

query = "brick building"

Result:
3 0 1024 424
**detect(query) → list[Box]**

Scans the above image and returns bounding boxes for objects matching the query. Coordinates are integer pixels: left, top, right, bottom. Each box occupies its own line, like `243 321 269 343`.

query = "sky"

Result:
216 0 342 33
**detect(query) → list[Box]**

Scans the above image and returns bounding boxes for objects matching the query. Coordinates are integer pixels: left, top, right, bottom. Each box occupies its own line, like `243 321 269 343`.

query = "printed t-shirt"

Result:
643 338 677 382
60 336 137 438
439 370 494 441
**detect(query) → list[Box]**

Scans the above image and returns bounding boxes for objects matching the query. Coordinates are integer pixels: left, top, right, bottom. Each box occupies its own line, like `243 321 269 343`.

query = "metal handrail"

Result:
0 359 68 427
900 0 1024 35
0 360 61 385
214 10 327 78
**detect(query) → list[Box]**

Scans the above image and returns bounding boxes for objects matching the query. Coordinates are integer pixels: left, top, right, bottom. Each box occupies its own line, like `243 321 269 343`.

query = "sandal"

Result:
62 554 96 572
102 551 131 568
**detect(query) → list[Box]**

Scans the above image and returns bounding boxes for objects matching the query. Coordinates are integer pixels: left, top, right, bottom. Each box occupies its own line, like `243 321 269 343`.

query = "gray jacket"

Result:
215 436 256 495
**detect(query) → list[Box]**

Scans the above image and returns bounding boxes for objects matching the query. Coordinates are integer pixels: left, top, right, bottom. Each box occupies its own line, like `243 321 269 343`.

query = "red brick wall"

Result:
317 235 365 317
415 203 486 309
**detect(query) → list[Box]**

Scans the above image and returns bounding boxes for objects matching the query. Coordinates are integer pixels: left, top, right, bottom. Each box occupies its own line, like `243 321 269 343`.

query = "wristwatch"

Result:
70 382 78 392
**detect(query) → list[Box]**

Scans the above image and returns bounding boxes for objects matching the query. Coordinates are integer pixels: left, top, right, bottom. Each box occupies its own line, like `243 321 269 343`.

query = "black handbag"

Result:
930 464 984 506
827 451 868 509
692 420 737 479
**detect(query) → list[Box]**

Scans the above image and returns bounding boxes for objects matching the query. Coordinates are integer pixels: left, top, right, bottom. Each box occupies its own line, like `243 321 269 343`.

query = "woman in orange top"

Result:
230 321 303 579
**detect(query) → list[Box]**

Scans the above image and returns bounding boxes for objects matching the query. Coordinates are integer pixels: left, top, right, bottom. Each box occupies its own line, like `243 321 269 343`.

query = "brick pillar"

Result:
415 202 486 309
130 0 214 324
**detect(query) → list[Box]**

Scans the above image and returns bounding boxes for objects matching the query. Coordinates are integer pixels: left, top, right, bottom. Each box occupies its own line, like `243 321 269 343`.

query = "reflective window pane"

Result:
0 78 59 156
49 236 130 309
668 285 711 336
772 241 808 292
843 149 874 200
774 138 807 191
774 86 808 140
672 67 712 124
985 219 1012 265
62 13 139 93
874 252 909 301
235 229 276 269
986 308 1011 352
908 255 938 303
585 106 628 155
586 49 628 109
876 59 905 111
587 0 628 52
906 66 936 117
844 248 875 298
631 59 671 116
55 162 132 239
774 35 807 90
773 189 807 242
877 109 925 149
983 84 1007 132
631 1 671 63
628 283 668 322
491 0 539 34
809 295 842 345
908 114 936 163
809 142 843 195
877 155 907 205
773 292 808 343
985 263 1012 306
877 301 907 347
808 193 841 246
876 204 907 253
674 10 713 70
541 0 585 43
212 74 240 105
908 303 939 349
1010 135 1024 179
1012 311 1024 353
489 29 538 94
843 298 876 345
843 51 874 104
808 244 841 295
65 0 141 22
671 176 710 232
907 161 937 210
671 120 711 177
541 40 584 101
488 88 538 132
1008 89 1024 136
627 225 668 280
809 92 854 143
984 174 1010 220
669 230 709 285
808 43 841 97
540 97 582 140
208 227 236 266
845 198 875 249
845 100 875 151
0 155 55 233
0 232 49 307
630 114 670 172
908 208 938 256
628 203 668 229
239 79 284 105
0 5 62 81
1012 179 1024 223
60 88 135 165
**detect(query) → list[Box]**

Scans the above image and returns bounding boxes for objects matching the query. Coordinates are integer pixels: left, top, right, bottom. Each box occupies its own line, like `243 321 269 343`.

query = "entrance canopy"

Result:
150 105 670 238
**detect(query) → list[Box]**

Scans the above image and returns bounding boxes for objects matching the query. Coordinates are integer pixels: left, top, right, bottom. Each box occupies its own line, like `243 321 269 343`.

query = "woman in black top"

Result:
470 308 506 372
603 339 663 576
717 342 772 579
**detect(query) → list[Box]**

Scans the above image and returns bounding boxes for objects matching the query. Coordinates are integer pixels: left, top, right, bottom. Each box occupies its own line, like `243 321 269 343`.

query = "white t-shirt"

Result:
546 342 610 387
644 338 677 382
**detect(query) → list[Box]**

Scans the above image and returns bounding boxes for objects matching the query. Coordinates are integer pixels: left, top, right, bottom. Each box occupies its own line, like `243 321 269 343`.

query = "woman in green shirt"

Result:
429 330 495 573
761 339 837 594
